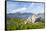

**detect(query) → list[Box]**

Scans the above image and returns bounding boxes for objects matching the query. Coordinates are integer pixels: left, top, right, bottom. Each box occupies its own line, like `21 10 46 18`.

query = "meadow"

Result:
6 18 45 30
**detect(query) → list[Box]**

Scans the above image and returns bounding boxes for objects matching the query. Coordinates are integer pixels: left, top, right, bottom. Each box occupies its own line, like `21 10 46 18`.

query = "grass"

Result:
6 18 45 30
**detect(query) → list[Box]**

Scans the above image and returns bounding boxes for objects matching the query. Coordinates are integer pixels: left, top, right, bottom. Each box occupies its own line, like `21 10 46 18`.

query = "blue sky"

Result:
7 1 44 14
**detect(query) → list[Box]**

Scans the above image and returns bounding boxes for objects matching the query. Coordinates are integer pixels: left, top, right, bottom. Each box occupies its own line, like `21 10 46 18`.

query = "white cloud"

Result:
7 6 44 14
15 7 27 13
8 7 27 13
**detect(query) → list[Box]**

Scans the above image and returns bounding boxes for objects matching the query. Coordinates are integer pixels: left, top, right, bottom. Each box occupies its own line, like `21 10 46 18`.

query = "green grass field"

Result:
6 18 45 30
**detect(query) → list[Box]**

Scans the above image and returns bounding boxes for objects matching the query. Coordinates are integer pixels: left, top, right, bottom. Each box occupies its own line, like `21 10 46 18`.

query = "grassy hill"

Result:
6 18 45 30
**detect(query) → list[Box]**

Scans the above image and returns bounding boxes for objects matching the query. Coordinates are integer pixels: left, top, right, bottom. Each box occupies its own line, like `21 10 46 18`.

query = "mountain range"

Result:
7 12 44 18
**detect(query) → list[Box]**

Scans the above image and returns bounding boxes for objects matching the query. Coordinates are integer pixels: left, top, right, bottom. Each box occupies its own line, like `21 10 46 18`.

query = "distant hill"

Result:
37 13 45 18
7 12 44 18
7 13 33 18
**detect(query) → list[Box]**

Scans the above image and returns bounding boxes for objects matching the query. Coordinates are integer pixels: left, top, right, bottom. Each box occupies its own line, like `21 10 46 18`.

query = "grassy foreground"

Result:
6 18 45 30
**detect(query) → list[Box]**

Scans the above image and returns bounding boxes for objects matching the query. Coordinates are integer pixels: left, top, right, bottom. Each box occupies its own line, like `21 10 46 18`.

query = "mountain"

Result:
7 13 33 18
7 12 44 18
36 13 45 18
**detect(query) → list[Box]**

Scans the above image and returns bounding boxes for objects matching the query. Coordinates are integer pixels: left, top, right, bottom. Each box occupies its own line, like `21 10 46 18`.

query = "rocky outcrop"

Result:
24 15 37 24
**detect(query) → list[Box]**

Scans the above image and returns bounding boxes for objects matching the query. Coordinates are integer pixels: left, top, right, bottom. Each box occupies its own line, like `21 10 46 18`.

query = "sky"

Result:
7 0 44 1
7 0 44 14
